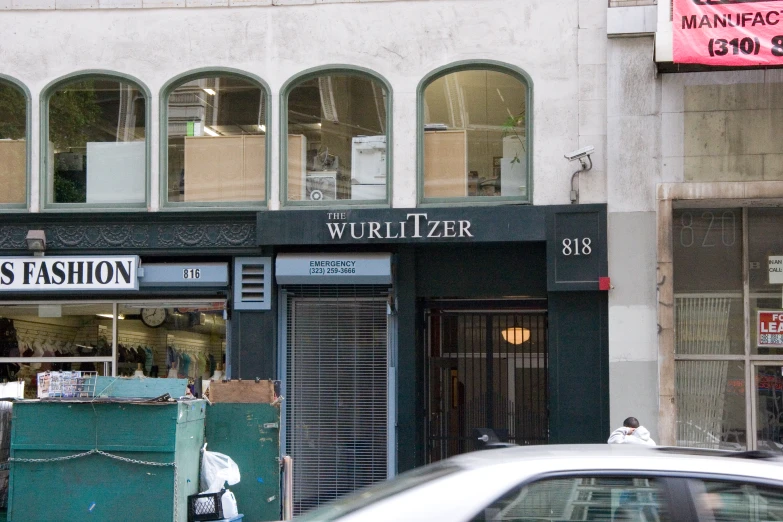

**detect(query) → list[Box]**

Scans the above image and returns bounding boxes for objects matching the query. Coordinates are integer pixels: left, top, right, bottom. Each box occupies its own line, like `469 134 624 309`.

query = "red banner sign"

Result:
758 310 783 347
673 0 783 65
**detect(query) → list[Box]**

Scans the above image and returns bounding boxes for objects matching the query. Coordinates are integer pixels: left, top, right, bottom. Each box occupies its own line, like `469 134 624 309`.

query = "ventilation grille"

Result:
284 285 390 515
233 257 271 310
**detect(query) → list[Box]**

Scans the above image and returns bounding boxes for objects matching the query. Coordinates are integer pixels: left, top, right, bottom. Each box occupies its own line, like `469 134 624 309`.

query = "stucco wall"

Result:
0 0 604 211
606 36 661 441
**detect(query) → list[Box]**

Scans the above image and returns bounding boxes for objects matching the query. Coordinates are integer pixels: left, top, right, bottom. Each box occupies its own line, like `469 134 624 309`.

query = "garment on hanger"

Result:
144 347 154 374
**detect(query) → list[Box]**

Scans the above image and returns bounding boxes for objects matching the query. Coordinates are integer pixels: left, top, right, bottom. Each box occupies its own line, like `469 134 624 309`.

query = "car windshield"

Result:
294 462 463 521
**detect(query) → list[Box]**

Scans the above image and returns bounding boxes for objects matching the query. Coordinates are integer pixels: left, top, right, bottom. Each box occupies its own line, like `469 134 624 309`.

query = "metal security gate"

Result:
283 285 390 515
425 305 548 462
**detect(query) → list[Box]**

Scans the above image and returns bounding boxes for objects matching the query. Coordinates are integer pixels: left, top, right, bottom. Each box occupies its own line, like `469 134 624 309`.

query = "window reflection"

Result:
423 69 527 200
167 76 266 204
0 80 26 205
286 74 388 202
48 78 146 205
470 476 671 521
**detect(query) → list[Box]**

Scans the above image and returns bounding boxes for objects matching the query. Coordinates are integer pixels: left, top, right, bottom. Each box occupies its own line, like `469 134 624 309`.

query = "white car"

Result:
294 444 783 521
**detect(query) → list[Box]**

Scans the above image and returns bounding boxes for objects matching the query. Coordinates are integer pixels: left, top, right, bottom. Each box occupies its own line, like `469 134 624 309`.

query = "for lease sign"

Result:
674 0 783 66
758 310 783 347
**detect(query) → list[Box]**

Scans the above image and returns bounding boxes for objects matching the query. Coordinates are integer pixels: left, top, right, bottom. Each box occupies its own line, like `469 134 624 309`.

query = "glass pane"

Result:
676 361 747 450
287 74 387 202
0 81 26 204
749 208 783 355
423 70 527 200
0 303 113 398
683 82 783 182
167 76 266 203
117 302 226 382
470 476 671 521
693 479 783 521
673 208 744 355
754 365 783 454
49 78 146 204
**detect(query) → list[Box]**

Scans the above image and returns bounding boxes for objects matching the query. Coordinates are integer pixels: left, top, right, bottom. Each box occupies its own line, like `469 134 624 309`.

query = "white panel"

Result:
350 184 386 200
500 136 526 197
351 135 386 185
607 6 657 37
86 141 145 203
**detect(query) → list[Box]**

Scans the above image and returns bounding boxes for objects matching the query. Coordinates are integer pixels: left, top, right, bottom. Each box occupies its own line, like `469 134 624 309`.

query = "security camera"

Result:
564 145 595 161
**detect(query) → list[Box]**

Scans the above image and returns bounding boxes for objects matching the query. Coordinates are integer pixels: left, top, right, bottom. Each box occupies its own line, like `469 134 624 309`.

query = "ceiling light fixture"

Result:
502 327 530 345
203 88 216 96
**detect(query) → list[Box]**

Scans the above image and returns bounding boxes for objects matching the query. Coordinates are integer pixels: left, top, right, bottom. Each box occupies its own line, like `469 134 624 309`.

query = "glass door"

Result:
752 363 783 454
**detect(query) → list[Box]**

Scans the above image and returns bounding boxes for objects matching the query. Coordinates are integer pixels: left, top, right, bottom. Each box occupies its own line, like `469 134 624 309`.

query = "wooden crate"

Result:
208 380 276 404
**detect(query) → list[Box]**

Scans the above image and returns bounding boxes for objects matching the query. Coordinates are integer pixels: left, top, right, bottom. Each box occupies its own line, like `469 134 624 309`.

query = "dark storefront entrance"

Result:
258 204 609 484
424 302 548 461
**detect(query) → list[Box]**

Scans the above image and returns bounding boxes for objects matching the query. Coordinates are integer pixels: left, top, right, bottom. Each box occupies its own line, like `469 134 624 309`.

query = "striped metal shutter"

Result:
284 285 389 515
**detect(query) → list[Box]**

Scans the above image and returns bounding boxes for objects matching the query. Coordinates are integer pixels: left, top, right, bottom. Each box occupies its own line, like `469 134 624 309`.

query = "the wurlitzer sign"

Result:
674 0 783 65
0 256 140 291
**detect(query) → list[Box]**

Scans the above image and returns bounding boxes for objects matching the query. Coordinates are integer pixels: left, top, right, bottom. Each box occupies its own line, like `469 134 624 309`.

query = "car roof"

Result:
295 445 783 522
443 443 783 479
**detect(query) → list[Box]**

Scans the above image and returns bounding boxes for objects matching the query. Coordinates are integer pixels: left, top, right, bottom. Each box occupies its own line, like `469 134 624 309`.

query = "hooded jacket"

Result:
607 426 656 446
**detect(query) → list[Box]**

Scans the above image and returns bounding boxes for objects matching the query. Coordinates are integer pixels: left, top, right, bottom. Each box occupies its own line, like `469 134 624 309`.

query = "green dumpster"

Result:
6 399 206 522
205 403 281 522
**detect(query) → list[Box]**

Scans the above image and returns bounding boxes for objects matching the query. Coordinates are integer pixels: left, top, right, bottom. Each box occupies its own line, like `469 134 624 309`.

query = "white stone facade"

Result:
0 0 672 443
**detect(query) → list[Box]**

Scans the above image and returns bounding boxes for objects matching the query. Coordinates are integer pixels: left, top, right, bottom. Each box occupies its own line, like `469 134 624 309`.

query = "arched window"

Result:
164 73 268 205
44 74 147 207
284 70 390 204
0 78 28 208
420 65 530 203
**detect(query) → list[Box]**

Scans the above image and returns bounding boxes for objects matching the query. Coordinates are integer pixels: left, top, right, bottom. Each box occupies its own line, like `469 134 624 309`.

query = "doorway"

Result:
424 302 548 462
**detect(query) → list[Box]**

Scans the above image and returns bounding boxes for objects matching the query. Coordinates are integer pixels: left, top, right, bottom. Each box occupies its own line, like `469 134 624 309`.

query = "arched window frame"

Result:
159 68 271 210
417 60 534 205
0 74 31 212
280 65 393 207
40 70 151 211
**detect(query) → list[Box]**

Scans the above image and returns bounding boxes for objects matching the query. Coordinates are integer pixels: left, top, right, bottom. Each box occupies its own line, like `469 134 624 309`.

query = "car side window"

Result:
691 479 783 521
470 476 672 521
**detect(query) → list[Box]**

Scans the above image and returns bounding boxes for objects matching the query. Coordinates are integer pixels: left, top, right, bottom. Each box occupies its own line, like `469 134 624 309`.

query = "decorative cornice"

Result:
0 213 257 252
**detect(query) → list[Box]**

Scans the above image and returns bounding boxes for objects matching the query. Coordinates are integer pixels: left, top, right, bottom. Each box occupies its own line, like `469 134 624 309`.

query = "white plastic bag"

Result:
200 447 241 493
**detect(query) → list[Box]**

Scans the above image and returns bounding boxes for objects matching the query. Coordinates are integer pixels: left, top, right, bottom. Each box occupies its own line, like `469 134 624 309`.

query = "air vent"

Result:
233 257 271 310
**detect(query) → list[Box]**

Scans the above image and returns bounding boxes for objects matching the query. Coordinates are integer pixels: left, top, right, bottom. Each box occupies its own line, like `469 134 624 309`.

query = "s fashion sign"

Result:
0 256 140 291
674 0 783 65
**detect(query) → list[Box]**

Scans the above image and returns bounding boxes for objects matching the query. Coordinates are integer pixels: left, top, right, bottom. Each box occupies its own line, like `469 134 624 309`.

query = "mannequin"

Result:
134 363 145 378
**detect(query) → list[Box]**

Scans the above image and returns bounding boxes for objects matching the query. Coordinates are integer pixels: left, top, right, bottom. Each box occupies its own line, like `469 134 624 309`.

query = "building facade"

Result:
0 0 696 516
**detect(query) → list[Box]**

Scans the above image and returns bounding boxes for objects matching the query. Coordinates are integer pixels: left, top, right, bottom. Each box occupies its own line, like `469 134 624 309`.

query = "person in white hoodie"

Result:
608 416 656 446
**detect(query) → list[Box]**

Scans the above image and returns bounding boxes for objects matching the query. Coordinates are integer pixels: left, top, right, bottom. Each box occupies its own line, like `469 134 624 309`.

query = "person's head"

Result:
623 417 640 429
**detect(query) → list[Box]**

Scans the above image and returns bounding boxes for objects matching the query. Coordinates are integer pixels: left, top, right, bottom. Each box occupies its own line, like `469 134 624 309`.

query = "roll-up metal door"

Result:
283 285 390 515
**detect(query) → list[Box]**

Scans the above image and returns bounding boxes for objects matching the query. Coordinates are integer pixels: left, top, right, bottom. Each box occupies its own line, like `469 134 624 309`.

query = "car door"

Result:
682 476 783 521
